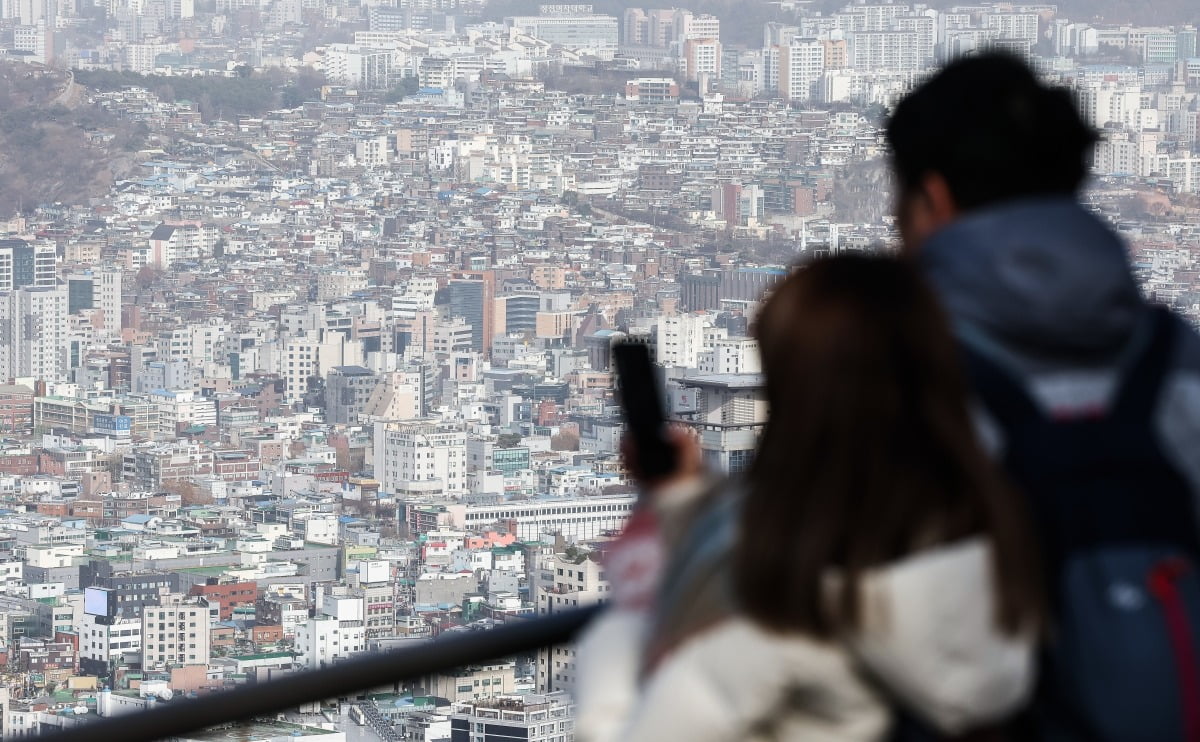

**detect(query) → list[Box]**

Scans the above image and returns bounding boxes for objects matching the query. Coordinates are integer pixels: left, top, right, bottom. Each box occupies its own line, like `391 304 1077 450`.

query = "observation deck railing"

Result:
40 605 603 742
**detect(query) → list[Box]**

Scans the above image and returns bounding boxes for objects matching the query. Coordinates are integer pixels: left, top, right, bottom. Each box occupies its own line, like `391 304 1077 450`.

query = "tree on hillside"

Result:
163 479 212 506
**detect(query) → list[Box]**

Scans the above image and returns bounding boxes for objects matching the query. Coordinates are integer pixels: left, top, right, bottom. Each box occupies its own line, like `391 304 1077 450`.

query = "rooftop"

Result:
178 719 337 740
677 373 765 390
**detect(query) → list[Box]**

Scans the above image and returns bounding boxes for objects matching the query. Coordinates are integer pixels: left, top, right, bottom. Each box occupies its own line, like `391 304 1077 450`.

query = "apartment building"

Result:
140 596 212 671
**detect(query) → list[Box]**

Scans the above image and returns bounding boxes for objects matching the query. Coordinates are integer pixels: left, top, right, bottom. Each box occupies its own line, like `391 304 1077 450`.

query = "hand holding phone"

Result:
613 342 679 483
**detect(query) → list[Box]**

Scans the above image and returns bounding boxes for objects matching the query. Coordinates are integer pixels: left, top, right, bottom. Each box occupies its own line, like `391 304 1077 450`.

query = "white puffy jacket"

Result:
576 538 1034 742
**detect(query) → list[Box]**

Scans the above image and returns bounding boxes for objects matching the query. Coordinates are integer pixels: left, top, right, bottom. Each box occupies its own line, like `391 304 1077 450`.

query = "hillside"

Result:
74 67 326 120
0 63 146 215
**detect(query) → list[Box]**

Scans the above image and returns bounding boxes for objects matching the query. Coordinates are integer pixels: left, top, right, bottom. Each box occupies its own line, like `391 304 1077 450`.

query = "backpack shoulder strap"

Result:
1110 306 1179 422
959 341 1044 433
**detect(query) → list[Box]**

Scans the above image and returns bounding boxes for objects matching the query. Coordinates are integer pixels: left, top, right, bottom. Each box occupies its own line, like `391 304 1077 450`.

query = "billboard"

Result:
93 414 132 434
361 560 390 585
671 387 698 414
84 587 112 617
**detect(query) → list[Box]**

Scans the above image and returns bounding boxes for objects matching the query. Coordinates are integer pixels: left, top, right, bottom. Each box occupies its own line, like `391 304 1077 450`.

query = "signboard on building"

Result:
84 587 113 617
360 560 390 585
539 4 593 13
672 387 698 414
92 414 132 436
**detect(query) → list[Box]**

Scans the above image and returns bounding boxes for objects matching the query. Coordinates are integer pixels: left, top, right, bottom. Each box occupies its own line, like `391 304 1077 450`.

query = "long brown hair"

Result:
735 254 1041 638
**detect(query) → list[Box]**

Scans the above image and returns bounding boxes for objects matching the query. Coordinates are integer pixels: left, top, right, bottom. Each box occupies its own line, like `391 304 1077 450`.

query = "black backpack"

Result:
963 307 1200 742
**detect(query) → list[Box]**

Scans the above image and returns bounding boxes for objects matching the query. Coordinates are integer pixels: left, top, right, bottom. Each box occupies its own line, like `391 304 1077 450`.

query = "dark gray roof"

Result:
150 224 176 241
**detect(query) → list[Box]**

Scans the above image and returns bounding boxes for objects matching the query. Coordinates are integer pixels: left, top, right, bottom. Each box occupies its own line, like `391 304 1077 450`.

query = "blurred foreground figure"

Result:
576 256 1041 741
889 53 1200 742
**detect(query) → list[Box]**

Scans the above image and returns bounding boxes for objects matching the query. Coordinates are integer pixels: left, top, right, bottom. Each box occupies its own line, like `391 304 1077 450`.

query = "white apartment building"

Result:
14 22 51 64
672 10 721 48
983 12 1040 45
148 223 219 268
133 358 197 395
265 330 361 405
79 612 142 673
0 240 55 292
354 136 391 170
1076 83 1147 130
296 615 366 670
362 370 424 420
418 55 459 90
894 14 935 65
141 597 212 671
149 389 217 435
942 27 1003 60
170 0 195 19
1093 132 1143 177
0 560 22 591
0 286 68 382
96 268 122 335
847 30 921 72
324 44 395 89
656 313 709 368
698 337 761 375
433 317 474 355
157 321 229 365
1159 154 1200 194
450 693 575 742
777 38 825 100
4 0 53 25
123 43 175 73
374 420 467 498
683 37 721 82
395 277 438 313
534 551 610 695
835 3 908 32
450 546 525 573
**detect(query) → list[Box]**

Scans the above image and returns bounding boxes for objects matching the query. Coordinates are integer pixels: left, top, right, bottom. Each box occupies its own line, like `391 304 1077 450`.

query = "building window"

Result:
728 448 755 473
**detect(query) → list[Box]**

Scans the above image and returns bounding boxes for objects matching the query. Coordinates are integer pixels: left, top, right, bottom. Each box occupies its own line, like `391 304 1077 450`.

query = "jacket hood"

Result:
850 538 1033 734
920 197 1144 358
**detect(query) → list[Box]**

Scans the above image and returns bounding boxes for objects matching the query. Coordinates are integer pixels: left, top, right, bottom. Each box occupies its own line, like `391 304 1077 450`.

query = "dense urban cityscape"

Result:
0 0 1194 739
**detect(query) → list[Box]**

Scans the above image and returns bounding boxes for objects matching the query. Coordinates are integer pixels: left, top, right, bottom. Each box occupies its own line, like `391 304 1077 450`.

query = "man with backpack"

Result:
886 52 1200 741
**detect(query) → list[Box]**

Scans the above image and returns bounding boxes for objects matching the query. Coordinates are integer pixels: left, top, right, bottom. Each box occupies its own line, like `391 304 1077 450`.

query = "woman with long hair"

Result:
578 254 1042 741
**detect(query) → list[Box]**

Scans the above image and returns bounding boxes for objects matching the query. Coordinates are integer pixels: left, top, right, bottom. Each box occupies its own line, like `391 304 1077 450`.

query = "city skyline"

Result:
0 0 1195 739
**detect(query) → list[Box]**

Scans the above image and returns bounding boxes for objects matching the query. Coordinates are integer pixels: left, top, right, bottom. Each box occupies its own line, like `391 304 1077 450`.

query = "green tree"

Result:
381 76 422 103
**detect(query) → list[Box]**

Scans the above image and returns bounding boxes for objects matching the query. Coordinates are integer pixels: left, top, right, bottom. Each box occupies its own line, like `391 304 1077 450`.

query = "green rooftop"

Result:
232 651 294 661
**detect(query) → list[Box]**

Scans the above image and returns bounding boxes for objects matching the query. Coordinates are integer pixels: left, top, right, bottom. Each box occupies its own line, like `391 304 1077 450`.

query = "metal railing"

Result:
41 606 603 742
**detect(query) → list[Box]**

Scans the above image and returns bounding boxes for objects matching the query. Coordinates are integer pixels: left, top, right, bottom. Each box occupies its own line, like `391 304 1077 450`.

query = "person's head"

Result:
886 52 1098 252
735 254 1040 638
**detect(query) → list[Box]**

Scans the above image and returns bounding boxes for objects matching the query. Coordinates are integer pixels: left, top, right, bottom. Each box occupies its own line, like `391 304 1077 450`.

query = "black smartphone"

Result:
613 342 678 481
